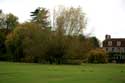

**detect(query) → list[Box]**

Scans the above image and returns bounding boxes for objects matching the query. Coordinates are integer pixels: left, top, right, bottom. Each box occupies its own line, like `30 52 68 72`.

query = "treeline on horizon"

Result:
0 6 108 64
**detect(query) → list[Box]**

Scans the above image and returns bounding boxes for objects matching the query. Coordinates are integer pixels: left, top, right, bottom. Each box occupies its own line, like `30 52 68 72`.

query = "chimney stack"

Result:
105 34 111 39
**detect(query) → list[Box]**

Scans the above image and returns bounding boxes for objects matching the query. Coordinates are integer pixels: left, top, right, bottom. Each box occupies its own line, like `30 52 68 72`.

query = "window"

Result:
112 48 114 52
117 48 120 52
108 41 112 46
117 41 121 46
124 48 125 52
105 48 108 51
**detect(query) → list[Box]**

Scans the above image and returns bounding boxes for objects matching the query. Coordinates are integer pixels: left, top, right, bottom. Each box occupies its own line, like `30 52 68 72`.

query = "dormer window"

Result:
117 41 121 46
108 41 112 46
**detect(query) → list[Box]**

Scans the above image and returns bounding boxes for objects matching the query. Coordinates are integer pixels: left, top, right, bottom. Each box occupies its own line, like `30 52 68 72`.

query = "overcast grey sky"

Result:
0 0 125 41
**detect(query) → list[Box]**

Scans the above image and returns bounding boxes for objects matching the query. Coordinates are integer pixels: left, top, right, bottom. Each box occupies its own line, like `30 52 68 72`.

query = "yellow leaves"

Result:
88 48 108 63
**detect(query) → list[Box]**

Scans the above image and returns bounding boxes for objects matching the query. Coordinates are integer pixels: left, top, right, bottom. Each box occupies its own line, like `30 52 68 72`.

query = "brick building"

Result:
103 35 125 63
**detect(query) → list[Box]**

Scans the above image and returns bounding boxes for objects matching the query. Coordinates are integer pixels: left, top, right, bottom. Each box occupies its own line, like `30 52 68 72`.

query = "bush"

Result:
0 32 6 61
63 37 90 65
88 48 108 63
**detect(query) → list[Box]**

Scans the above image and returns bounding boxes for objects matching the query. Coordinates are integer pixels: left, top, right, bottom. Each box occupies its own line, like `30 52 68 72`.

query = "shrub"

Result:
88 48 108 63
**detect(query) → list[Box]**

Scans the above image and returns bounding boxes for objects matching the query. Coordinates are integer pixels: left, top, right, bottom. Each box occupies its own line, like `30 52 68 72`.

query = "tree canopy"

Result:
0 7 105 64
53 7 87 36
0 11 18 32
30 7 50 29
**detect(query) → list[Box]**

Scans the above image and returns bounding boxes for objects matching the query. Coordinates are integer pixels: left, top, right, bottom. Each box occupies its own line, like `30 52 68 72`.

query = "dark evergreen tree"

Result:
31 7 50 29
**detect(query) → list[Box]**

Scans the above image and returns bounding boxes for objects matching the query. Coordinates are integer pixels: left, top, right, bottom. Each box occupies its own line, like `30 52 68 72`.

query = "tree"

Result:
30 7 50 29
52 7 92 64
6 13 18 31
45 33 67 64
0 10 6 29
88 48 108 63
5 7 98 65
0 32 6 60
5 27 24 61
88 37 100 48
6 22 51 62
53 7 87 36
0 10 18 33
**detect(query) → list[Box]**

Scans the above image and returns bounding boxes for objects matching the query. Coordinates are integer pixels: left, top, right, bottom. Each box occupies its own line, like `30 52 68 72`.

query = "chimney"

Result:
105 34 111 39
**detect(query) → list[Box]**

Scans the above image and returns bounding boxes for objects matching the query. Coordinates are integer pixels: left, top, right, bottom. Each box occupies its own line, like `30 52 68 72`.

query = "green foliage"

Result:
31 7 50 29
6 23 46 62
2 7 102 64
22 23 50 63
0 10 6 29
0 11 18 61
63 37 89 64
0 32 6 60
6 13 18 31
88 37 100 48
5 22 92 64
0 11 18 32
5 28 23 61
0 31 5 43
44 34 66 64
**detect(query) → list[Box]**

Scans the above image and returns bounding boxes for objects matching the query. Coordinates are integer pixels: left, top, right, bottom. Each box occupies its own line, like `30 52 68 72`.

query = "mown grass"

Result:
0 62 125 83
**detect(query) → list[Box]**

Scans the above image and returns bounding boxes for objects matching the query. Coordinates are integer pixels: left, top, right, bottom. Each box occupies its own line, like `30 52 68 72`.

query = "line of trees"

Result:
0 7 107 64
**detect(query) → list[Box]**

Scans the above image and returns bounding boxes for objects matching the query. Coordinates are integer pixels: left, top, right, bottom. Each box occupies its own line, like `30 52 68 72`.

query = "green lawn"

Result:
0 62 125 83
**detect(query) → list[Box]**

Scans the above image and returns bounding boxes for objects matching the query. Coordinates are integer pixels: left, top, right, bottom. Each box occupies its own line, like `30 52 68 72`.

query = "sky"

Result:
0 0 125 41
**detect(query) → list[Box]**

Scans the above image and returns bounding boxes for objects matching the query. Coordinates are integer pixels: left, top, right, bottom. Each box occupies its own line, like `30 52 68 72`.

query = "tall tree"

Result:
0 11 18 32
6 13 18 31
88 37 100 48
0 10 6 29
53 7 87 36
30 7 50 29
0 31 6 60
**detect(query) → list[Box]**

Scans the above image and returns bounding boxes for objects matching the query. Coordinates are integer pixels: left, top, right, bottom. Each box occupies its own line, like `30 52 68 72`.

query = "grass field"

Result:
0 62 125 83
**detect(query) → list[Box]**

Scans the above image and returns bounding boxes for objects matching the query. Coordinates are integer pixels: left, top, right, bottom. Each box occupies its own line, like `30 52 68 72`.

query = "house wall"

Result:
104 47 125 53
103 35 125 63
